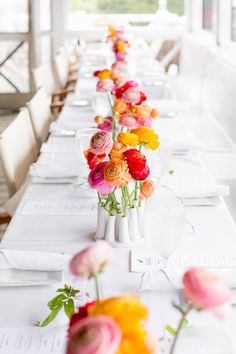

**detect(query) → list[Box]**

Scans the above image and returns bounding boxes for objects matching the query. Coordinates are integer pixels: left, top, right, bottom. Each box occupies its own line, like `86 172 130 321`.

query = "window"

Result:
203 0 213 31
232 0 236 41
0 0 28 32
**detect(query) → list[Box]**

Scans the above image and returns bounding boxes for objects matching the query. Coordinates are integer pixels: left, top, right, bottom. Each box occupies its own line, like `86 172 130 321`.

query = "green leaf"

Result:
48 294 67 310
165 324 177 335
37 305 62 327
64 299 75 319
71 289 80 297
168 169 174 175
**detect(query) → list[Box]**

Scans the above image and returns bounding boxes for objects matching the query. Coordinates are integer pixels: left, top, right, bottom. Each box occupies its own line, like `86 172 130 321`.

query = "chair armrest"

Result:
50 101 64 114
0 211 11 225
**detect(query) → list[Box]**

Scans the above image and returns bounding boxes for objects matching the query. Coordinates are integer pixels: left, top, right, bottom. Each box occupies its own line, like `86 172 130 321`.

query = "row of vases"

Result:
95 203 145 245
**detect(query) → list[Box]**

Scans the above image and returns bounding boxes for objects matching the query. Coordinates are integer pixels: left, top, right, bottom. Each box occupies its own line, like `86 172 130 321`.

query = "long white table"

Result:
1 59 236 353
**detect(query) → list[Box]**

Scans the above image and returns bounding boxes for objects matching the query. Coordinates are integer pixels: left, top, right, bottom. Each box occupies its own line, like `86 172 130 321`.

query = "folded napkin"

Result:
0 250 70 271
171 138 203 153
146 99 180 118
50 121 93 135
40 143 75 154
140 267 236 291
166 183 229 199
30 163 81 179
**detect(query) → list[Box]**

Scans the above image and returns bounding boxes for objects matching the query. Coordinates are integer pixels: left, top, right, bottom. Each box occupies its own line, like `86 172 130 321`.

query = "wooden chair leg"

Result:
0 212 11 225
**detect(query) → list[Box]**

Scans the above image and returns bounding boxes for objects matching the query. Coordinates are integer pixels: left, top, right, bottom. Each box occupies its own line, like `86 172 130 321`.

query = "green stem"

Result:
121 187 128 216
169 304 193 354
97 192 102 204
94 273 101 300
134 181 139 202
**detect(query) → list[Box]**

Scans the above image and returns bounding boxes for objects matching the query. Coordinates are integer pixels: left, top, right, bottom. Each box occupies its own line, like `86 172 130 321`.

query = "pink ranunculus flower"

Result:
137 116 152 127
98 116 113 132
90 131 113 155
88 162 113 195
122 87 141 104
115 51 125 60
183 267 231 319
96 79 115 92
70 240 113 278
119 113 138 128
67 315 121 354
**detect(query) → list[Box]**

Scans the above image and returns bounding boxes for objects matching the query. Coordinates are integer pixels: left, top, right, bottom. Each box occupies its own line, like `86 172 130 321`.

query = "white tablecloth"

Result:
1 70 236 353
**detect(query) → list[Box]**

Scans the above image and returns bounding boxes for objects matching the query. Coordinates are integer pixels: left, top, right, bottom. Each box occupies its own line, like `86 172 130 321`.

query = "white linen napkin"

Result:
171 138 203 153
29 163 81 179
165 183 229 200
50 121 93 135
140 267 236 291
146 99 180 118
0 250 70 271
40 143 75 154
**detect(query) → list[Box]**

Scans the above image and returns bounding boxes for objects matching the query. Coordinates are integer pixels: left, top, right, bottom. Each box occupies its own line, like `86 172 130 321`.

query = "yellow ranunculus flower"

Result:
88 294 152 354
117 132 138 147
130 126 160 150
97 69 112 80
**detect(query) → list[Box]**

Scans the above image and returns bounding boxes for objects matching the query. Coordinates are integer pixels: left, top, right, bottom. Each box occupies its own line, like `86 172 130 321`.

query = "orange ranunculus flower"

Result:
94 115 104 124
130 127 159 150
116 40 125 52
134 105 151 120
108 26 117 37
97 69 112 80
104 159 131 187
151 108 159 118
117 132 138 147
110 142 127 160
88 294 154 354
139 180 155 201
113 98 128 114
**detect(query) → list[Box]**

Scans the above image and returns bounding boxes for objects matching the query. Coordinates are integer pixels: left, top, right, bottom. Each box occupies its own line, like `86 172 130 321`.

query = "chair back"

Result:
32 62 58 96
26 88 52 147
53 50 70 89
0 108 38 197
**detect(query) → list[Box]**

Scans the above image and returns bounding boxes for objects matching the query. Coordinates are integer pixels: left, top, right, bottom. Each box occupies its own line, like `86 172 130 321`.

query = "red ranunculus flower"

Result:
68 301 96 330
124 149 146 173
130 165 150 180
93 70 100 77
115 80 139 99
136 91 147 105
87 151 106 169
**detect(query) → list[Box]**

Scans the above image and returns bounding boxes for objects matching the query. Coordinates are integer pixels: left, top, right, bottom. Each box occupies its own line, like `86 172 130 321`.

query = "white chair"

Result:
32 62 58 97
33 60 75 100
0 108 38 197
53 49 77 90
26 88 54 147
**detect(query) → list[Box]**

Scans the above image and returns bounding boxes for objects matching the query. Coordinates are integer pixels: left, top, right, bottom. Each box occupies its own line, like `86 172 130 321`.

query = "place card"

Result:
0 327 66 353
131 249 236 273
20 200 97 216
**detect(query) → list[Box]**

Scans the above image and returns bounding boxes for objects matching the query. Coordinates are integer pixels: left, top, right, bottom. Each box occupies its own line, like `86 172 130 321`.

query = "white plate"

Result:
0 269 63 287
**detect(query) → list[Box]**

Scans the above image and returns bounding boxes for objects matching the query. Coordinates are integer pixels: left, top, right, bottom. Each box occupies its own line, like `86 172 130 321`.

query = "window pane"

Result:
39 0 51 31
203 0 213 31
0 0 28 32
0 41 29 93
167 0 184 16
40 36 51 63
232 0 236 42
68 0 157 14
